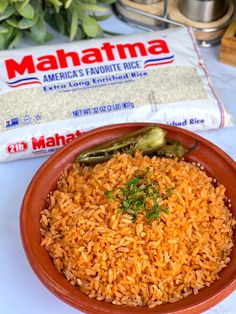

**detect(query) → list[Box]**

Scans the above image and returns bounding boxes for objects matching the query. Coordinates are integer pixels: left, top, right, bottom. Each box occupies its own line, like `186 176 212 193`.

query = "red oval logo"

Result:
7 141 28 154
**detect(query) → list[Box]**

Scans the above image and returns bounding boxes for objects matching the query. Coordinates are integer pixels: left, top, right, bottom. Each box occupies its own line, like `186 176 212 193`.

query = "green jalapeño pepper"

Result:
76 126 166 164
75 126 195 164
152 139 190 158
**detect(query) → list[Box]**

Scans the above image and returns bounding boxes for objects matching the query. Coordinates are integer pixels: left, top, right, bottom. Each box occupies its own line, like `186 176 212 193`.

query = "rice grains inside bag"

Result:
0 27 233 161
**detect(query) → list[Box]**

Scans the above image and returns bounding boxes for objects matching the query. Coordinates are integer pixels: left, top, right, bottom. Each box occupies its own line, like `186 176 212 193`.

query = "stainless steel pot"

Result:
179 0 228 22
131 0 160 4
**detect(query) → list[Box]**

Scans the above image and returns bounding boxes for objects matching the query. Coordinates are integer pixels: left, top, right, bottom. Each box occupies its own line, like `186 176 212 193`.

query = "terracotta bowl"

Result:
20 123 236 314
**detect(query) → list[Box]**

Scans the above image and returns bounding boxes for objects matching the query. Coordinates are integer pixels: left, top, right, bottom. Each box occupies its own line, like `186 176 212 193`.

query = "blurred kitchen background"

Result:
114 0 236 49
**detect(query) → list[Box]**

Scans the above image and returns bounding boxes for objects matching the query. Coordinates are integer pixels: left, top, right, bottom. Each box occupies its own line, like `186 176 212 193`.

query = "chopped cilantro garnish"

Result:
105 166 173 223
105 190 118 201
163 188 173 200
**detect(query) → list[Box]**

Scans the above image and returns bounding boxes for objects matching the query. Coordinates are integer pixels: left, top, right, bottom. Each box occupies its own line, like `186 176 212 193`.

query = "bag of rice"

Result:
0 27 233 161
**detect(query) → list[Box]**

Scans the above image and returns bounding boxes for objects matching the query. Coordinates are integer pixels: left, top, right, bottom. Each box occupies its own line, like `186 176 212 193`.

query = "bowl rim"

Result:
20 122 236 314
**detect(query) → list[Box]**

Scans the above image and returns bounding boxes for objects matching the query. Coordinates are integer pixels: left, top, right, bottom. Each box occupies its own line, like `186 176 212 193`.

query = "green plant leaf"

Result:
18 16 37 29
103 29 123 36
75 26 86 40
70 10 78 40
0 26 17 49
6 17 18 27
64 0 73 9
97 0 117 4
45 32 54 42
0 0 9 13
81 14 101 37
30 0 41 12
8 30 22 49
0 4 14 21
0 25 9 34
29 15 47 44
16 3 35 19
94 25 103 38
59 10 71 36
2 23 14 42
45 12 65 34
78 4 108 12
92 13 112 21
79 0 97 4
41 0 115 42
48 0 62 13
20 0 30 5
74 25 81 40
0 34 5 49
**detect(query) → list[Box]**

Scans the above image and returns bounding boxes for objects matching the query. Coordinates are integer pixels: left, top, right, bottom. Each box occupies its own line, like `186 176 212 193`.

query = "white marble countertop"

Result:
0 14 235 314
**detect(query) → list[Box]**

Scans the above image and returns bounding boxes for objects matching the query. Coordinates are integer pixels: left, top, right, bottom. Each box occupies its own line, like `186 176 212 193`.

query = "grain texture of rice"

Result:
0 67 206 133
40 152 235 308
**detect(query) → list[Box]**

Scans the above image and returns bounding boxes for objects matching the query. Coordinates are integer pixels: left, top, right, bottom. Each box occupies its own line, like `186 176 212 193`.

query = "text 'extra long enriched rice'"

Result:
0 27 233 161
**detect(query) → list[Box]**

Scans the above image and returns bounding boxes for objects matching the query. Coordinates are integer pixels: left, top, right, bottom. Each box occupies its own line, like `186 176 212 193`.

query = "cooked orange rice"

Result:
40 152 235 308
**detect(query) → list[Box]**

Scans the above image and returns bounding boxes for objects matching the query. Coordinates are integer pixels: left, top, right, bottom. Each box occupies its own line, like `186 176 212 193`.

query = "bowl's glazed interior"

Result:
20 123 236 314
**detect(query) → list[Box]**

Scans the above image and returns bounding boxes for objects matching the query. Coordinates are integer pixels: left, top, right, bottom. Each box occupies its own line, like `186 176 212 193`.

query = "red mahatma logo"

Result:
7 141 28 154
4 40 170 79
31 130 82 150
